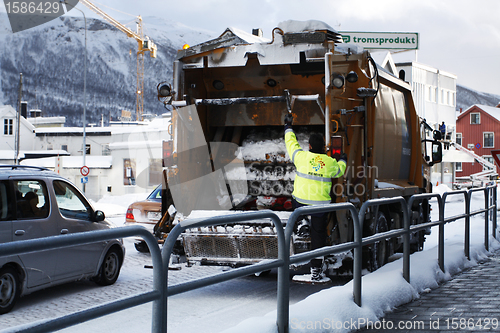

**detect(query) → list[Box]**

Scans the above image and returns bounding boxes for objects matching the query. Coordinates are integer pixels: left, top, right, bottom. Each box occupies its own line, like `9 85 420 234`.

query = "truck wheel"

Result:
410 210 426 253
368 212 389 272
94 248 122 286
0 267 20 314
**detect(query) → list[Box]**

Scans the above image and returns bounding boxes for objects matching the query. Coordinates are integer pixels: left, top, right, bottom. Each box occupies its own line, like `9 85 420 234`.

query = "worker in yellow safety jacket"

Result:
284 113 346 282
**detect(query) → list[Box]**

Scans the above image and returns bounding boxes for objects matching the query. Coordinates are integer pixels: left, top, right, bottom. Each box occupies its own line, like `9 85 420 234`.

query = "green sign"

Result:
340 32 419 50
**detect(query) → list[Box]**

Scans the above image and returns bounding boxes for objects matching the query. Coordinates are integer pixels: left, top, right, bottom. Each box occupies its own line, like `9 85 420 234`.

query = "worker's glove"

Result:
339 153 347 163
284 113 293 130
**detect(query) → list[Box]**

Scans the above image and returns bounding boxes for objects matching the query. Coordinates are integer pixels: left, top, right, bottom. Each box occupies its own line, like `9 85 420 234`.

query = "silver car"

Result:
0 166 125 314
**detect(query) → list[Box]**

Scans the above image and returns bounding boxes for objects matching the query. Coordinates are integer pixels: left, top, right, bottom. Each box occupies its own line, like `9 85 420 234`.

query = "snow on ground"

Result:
4 185 497 333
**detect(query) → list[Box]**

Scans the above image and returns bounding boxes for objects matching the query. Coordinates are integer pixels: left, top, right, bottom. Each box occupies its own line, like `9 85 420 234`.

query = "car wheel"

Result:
94 249 122 286
0 267 21 314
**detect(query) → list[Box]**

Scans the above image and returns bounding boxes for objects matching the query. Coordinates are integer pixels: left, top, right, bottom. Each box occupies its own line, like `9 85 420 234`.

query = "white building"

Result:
0 105 36 160
0 104 171 201
395 61 457 130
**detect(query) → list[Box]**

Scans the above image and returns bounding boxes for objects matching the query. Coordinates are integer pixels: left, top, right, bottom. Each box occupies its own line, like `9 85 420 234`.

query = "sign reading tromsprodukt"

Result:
340 32 419 50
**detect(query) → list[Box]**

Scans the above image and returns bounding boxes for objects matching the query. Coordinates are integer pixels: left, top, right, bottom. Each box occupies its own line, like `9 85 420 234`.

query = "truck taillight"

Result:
330 136 343 160
163 140 174 167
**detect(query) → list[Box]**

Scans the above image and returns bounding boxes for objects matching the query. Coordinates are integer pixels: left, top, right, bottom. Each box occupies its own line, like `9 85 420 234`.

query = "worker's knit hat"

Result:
309 133 325 154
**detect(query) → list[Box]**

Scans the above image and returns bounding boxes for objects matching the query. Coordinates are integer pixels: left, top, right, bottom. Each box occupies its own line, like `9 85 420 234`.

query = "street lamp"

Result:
61 1 87 193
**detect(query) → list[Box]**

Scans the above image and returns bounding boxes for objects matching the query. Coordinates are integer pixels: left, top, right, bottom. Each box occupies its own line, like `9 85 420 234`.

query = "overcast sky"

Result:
3 0 500 96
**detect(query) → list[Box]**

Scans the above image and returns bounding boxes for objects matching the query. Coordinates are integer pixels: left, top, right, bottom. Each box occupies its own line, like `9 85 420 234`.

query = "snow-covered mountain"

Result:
0 14 214 126
1 14 498 125
456 84 500 111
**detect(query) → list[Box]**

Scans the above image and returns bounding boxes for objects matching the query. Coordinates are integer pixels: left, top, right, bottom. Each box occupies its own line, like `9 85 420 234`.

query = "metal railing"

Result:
2 185 497 333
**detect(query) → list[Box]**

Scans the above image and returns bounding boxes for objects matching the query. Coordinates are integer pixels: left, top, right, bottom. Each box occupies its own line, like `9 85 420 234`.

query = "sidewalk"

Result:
357 250 500 332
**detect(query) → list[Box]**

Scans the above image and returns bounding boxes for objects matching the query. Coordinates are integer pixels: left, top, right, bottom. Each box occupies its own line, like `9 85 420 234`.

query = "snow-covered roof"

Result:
21 155 112 168
28 116 66 127
109 140 163 150
35 127 112 135
0 150 69 160
277 20 337 34
459 104 500 122
224 27 270 44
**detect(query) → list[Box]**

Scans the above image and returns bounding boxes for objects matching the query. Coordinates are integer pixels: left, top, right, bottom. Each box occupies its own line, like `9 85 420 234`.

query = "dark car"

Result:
0 166 125 314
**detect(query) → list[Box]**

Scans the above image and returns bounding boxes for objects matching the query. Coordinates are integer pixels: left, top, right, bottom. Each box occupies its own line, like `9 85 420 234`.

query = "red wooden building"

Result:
455 103 500 177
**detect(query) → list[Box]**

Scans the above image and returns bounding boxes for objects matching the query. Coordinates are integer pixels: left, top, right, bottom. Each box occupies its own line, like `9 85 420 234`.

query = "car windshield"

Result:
147 185 162 200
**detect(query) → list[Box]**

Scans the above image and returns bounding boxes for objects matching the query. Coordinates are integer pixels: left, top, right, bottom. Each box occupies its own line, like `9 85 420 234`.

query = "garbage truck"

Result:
155 20 443 271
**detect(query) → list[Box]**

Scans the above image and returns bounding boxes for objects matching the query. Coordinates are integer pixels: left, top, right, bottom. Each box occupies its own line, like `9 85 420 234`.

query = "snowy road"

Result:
0 215 340 333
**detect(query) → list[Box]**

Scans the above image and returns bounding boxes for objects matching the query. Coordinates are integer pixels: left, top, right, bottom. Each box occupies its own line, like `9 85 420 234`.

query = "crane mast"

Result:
79 0 157 121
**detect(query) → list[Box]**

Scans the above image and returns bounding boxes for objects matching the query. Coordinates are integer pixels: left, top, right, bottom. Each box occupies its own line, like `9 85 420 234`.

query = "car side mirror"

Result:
94 210 105 222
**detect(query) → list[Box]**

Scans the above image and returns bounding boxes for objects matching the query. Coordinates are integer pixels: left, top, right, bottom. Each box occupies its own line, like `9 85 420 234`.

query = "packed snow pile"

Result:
239 129 309 162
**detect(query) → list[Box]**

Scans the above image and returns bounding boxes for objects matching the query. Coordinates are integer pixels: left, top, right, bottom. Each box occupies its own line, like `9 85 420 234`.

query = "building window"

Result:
484 132 494 148
456 162 462 172
3 119 13 135
102 144 111 156
456 133 462 146
470 113 480 124
85 144 91 155
123 159 136 186
483 156 494 171
61 144 68 151
399 70 405 81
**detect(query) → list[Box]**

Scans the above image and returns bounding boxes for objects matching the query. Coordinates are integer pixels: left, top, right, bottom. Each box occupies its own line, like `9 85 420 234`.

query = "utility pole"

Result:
15 73 23 165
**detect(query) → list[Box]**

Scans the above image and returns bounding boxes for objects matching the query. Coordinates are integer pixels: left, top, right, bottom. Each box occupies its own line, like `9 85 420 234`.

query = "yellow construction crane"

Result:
80 0 157 121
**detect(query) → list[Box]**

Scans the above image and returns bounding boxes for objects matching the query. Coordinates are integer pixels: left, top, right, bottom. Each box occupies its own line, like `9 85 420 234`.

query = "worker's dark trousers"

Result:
292 198 328 269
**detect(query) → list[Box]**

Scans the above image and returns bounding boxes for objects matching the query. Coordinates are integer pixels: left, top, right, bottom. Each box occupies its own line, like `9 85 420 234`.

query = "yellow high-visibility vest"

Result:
285 129 346 205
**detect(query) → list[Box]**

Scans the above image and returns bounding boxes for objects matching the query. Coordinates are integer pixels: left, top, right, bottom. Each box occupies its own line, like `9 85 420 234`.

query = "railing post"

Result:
275 213 289 333
484 187 489 251
494 185 498 240
403 202 411 283
438 193 445 272
464 191 471 260
352 209 362 307
161 224 184 333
